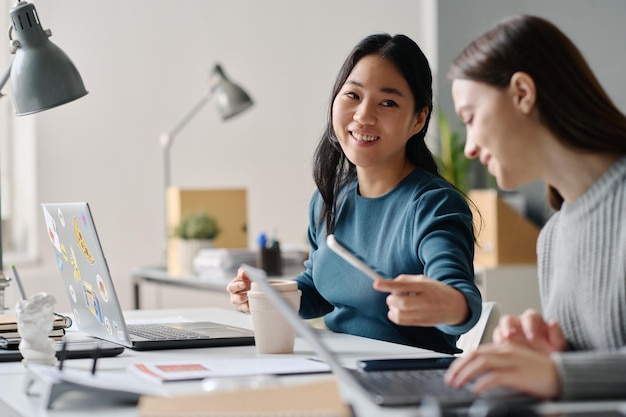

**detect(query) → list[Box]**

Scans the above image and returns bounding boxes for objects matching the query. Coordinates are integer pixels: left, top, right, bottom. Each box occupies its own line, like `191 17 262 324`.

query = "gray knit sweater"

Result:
538 156 626 400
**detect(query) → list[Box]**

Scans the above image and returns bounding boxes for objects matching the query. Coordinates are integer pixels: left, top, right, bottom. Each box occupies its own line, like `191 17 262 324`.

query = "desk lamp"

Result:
159 63 253 255
0 0 88 307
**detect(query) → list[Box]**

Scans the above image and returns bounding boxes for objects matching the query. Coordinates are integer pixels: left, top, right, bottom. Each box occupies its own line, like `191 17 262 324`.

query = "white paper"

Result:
28 364 169 397
128 357 330 383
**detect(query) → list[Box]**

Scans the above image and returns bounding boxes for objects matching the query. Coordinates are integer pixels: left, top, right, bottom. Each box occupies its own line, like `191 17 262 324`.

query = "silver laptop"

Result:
240 264 535 409
42 202 254 351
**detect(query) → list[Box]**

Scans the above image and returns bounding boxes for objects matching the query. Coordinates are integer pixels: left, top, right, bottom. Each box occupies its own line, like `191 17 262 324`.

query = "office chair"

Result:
456 301 501 355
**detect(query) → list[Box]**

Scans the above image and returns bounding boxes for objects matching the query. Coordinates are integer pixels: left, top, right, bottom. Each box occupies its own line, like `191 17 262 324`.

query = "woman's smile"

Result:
351 131 380 143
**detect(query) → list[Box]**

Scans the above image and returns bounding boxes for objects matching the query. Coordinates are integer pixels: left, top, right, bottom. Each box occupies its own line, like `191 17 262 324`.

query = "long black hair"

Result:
313 33 439 233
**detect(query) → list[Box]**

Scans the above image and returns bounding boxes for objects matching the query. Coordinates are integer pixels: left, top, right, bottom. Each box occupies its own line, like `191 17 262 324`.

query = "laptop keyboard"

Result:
127 324 205 340
352 368 476 404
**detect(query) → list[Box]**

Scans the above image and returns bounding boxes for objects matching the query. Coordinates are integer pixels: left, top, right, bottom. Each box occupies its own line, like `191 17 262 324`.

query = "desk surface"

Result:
131 265 305 309
1 307 624 417
131 265 233 291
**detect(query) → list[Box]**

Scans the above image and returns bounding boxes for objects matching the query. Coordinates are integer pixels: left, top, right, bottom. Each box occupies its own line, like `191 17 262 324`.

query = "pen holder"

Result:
259 244 282 276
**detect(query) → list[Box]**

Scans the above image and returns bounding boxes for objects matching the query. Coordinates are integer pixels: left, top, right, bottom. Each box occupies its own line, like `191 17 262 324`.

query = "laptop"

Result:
41 202 255 351
240 264 535 409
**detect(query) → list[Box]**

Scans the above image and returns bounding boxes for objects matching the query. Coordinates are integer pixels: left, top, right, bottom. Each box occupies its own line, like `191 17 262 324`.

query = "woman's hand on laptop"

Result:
444 343 561 399
493 309 567 354
227 268 252 313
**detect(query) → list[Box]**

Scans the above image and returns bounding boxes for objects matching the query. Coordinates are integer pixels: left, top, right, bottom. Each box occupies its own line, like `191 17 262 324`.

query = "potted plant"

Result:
436 111 470 194
174 211 220 241
172 211 220 276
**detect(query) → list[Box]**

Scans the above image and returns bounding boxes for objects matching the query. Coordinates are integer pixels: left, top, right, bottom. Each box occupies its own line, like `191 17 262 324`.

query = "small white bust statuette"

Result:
16 292 58 367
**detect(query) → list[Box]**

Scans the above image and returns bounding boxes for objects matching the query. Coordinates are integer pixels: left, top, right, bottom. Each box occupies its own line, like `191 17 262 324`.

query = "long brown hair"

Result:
448 15 626 209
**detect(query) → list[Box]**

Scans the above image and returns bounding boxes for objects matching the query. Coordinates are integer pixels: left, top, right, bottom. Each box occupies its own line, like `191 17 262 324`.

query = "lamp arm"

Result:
1 22 17 99
160 90 214 264
159 91 214 151
160 90 213 190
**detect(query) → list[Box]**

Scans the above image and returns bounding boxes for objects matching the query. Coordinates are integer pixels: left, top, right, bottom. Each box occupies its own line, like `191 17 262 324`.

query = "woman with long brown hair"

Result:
445 15 626 400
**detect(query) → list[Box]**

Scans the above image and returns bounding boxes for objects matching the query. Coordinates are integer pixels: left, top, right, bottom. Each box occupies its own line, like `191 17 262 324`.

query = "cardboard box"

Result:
167 187 248 275
469 189 539 268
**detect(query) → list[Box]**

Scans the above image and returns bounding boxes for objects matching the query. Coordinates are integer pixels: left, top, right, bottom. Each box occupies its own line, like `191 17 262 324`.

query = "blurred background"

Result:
1 0 624 312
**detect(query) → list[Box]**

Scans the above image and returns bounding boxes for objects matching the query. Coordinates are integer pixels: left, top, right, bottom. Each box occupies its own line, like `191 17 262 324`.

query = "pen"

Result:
11 265 27 301
58 340 68 371
91 345 101 375
258 232 267 249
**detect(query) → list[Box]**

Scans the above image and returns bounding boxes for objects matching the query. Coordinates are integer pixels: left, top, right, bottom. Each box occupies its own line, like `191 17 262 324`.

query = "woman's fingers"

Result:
445 344 560 399
226 268 252 313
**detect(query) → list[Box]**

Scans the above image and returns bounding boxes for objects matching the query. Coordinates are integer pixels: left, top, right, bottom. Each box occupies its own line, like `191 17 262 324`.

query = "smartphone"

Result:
326 234 384 281
357 356 456 372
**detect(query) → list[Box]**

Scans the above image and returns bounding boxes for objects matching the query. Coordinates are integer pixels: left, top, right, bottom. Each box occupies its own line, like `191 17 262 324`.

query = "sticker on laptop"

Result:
96 274 109 302
69 284 77 303
82 281 104 324
112 320 126 342
74 216 96 264
70 246 81 281
55 253 64 270
104 317 112 335
57 208 66 227
43 207 61 253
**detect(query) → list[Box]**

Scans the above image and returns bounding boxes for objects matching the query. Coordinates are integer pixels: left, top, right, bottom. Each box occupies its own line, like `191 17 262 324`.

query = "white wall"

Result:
10 0 435 312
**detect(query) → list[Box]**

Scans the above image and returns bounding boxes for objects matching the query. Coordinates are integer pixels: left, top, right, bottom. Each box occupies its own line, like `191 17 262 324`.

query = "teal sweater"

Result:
295 168 482 354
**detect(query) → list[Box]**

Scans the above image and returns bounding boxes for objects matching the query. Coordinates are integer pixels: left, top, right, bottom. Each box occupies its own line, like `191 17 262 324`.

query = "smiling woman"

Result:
227 32 482 355
331 55 428 195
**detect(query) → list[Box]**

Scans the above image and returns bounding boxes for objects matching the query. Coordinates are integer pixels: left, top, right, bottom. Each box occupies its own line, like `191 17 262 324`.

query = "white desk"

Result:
0 307 624 417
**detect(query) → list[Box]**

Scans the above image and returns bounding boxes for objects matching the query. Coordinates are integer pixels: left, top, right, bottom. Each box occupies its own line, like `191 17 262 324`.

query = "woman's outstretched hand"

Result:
226 268 253 313
373 274 469 326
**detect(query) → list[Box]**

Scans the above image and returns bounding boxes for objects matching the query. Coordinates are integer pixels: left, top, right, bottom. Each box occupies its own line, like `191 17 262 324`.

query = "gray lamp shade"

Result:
9 1 87 115
211 64 253 120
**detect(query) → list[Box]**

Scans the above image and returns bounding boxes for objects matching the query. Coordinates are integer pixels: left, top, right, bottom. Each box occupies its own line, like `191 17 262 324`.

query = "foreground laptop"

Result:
241 264 535 409
42 202 254 351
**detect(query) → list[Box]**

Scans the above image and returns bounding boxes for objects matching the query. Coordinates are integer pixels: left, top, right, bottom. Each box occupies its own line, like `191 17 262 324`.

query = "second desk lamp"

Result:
159 63 253 263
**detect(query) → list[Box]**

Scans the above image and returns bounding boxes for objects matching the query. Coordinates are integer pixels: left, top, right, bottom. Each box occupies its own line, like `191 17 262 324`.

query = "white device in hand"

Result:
326 234 384 281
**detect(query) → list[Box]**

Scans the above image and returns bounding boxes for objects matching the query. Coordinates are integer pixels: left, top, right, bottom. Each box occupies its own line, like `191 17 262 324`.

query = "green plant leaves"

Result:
174 211 220 240
436 111 470 194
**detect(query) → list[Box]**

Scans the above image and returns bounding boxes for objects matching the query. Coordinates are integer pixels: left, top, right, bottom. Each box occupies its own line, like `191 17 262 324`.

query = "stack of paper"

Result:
193 249 257 279
193 246 308 279
128 357 330 383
